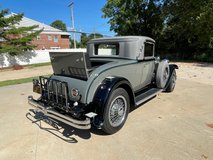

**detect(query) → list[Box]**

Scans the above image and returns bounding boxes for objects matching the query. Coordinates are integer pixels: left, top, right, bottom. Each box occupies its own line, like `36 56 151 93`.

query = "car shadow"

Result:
26 96 154 142
26 109 105 143
130 96 156 113
194 62 213 68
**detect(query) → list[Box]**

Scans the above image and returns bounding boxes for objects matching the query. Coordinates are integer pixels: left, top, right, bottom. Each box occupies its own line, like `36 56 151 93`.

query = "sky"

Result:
0 0 115 37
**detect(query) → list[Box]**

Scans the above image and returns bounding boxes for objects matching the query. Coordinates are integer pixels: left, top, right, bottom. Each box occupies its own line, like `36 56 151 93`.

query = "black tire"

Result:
102 88 130 134
156 60 170 88
165 70 176 92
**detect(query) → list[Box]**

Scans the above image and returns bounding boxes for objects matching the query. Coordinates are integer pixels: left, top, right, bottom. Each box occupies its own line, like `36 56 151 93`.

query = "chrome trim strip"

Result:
64 83 69 109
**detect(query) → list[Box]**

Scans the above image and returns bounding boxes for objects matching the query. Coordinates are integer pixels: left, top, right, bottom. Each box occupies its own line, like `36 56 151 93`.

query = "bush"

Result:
13 64 23 70
196 51 213 62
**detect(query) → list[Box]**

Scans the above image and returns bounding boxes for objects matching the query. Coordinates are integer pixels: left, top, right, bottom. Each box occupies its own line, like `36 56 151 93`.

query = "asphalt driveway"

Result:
0 79 212 160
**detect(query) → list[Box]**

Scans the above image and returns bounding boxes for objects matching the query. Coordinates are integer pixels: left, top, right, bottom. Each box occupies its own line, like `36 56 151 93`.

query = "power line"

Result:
67 30 112 37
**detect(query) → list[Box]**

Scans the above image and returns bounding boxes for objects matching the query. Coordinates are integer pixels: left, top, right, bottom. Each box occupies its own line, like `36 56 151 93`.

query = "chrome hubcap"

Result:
109 96 127 127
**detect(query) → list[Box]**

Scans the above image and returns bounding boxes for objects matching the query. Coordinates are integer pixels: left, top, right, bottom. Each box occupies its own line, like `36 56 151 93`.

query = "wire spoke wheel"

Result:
102 88 130 134
109 96 127 127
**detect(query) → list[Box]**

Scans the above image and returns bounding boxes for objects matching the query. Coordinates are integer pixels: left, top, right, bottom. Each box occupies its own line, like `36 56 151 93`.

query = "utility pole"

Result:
68 1 76 49
93 27 96 39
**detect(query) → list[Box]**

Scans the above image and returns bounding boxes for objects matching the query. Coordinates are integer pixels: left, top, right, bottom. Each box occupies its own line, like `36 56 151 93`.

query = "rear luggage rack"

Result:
39 76 70 111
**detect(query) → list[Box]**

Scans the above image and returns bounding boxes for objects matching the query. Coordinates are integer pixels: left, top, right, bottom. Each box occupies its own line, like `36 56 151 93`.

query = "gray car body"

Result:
50 36 156 104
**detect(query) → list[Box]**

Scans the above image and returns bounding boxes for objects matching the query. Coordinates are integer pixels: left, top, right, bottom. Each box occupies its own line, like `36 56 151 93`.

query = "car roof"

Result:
88 36 155 43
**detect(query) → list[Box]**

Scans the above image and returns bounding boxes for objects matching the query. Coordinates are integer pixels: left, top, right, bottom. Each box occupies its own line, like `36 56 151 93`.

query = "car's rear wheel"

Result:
102 88 130 134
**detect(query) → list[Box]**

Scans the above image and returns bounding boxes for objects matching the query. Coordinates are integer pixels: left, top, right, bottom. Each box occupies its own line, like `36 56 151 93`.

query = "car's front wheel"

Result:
102 88 130 134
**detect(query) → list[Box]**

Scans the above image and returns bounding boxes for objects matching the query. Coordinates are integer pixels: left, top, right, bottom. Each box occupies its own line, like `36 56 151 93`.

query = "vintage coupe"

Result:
28 36 178 134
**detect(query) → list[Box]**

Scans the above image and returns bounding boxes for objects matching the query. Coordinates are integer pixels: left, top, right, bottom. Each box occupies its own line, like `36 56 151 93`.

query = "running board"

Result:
135 88 163 106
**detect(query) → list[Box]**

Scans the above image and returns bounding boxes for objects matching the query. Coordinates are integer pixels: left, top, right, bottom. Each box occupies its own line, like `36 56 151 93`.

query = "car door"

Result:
140 41 155 88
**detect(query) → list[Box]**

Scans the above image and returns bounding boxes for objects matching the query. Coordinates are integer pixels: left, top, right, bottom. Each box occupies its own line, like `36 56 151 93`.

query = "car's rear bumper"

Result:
28 96 91 130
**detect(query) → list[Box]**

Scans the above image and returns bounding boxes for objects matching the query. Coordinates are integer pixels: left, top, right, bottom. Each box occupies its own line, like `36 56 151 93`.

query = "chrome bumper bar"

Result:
28 96 91 130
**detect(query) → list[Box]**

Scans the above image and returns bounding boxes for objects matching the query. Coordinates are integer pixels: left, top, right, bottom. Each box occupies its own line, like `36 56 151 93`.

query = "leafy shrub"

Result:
196 51 213 62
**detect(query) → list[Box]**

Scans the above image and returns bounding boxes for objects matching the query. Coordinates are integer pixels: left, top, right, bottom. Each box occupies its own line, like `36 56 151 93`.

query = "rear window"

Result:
94 43 119 56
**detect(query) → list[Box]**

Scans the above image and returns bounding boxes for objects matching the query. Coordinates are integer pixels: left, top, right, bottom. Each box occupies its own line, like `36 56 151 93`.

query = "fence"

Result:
0 48 116 68
0 49 86 68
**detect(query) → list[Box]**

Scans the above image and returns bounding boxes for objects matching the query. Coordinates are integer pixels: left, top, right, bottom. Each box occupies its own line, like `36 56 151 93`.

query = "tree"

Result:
0 9 42 56
70 38 81 48
50 20 67 31
162 0 213 59
88 33 103 39
80 33 103 47
80 33 89 47
102 0 164 40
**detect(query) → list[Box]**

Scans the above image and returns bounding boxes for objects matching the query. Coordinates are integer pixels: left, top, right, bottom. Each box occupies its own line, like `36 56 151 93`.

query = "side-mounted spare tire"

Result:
156 60 170 89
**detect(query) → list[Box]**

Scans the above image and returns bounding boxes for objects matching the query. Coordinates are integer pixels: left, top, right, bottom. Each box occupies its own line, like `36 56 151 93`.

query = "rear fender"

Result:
92 77 135 124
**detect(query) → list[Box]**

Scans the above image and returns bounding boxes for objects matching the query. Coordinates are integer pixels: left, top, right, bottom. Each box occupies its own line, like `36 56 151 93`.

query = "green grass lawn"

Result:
0 62 51 87
0 75 50 87
27 62 51 68
0 62 51 71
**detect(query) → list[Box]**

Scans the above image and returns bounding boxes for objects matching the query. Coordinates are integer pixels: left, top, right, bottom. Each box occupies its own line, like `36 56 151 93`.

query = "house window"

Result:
36 35 40 40
54 35 58 43
61 35 69 39
48 35 52 41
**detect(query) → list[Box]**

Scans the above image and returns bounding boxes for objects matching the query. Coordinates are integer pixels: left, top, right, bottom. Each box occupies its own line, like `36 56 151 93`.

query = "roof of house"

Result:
6 13 70 36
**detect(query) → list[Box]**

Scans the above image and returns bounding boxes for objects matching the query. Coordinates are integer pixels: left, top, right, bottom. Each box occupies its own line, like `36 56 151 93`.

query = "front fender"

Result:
169 64 178 70
164 64 178 90
92 76 134 124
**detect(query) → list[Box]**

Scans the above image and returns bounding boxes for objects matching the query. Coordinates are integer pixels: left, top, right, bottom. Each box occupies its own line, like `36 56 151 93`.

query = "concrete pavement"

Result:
0 79 212 160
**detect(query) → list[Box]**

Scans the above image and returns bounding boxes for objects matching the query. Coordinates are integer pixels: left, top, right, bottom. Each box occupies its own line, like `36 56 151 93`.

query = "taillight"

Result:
33 79 41 94
71 88 79 97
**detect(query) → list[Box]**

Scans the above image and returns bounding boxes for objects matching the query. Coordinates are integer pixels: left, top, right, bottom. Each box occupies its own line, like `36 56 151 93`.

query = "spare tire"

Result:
156 60 170 88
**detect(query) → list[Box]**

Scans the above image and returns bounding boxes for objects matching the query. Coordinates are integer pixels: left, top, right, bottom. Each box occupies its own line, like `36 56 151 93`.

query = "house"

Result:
7 13 71 50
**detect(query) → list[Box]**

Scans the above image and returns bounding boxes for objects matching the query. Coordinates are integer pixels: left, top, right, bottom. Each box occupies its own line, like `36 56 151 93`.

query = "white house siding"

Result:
0 49 115 68
0 49 86 68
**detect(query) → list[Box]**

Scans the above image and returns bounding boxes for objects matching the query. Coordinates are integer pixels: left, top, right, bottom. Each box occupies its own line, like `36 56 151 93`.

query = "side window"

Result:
144 42 154 57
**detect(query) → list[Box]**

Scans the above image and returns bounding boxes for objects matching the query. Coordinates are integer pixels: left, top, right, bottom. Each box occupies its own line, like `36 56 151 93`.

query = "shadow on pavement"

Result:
25 97 156 142
194 62 213 68
26 109 95 143
130 96 156 113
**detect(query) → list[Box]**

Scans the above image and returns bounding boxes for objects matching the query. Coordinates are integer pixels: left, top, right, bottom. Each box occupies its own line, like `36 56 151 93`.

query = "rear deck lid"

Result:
49 52 91 80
